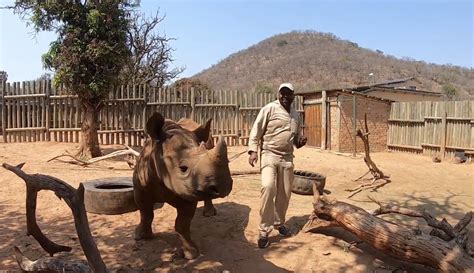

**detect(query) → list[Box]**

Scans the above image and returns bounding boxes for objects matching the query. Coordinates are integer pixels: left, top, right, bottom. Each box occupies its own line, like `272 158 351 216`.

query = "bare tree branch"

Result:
120 10 184 86
2 163 107 272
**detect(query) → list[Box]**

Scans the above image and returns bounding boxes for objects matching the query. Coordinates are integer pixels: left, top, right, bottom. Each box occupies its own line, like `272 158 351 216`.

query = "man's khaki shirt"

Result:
248 100 300 158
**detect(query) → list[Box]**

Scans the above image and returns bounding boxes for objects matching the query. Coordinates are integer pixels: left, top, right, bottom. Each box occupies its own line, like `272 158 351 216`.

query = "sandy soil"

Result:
0 141 472 272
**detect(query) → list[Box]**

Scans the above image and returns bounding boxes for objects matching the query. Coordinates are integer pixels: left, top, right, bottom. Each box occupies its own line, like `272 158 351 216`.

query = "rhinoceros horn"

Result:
209 135 228 163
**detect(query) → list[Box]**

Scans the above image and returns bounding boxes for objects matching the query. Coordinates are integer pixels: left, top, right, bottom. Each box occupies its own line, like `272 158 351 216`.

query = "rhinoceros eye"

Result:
179 165 189 173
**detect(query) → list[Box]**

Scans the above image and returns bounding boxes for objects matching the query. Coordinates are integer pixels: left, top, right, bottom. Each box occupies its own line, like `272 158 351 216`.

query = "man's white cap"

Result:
278 83 294 92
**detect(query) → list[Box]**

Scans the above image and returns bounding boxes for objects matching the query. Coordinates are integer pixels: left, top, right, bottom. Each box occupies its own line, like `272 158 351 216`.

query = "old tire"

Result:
292 170 326 196
83 177 138 215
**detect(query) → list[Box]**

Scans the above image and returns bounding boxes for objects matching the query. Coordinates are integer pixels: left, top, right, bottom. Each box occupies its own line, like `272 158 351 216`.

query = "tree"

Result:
0 71 7 82
442 83 458 100
119 10 184 86
10 0 133 158
255 82 273 94
37 72 52 81
174 78 211 102
174 78 211 91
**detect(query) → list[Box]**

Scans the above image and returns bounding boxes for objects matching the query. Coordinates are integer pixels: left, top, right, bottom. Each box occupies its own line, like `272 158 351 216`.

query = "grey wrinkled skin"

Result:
177 118 219 217
133 112 233 260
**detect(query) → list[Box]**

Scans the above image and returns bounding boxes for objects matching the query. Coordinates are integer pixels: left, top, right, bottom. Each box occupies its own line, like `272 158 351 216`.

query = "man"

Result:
248 82 307 248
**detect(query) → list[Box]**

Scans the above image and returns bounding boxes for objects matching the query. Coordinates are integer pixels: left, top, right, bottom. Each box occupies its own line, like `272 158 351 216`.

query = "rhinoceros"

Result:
133 112 233 259
177 118 219 217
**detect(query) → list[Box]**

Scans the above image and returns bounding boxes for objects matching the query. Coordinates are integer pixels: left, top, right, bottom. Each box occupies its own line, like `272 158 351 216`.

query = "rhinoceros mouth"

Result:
193 186 221 199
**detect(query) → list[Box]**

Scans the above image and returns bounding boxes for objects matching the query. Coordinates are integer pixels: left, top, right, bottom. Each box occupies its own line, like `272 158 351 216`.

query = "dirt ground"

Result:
0 141 473 272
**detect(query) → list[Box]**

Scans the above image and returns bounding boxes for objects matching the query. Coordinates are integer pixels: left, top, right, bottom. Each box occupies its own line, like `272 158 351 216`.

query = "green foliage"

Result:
36 73 52 81
13 0 132 106
255 83 273 94
174 78 211 92
0 71 7 82
348 41 359 48
442 83 457 99
277 40 288 47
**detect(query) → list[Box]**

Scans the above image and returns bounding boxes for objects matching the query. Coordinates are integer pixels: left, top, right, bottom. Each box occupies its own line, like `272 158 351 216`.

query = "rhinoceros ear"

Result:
193 118 212 143
146 112 165 141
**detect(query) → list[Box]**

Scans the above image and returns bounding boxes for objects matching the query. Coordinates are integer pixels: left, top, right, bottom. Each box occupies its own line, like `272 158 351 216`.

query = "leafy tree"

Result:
37 72 52 81
119 10 184 86
173 78 212 103
173 78 210 90
0 71 7 82
277 40 288 47
442 83 458 100
10 0 133 158
255 83 273 94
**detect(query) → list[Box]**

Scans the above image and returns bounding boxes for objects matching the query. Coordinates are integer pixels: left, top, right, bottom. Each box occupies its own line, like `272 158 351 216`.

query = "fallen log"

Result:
48 145 140 168
14 246 90 273
2 163 107 273
230 169 260 176
304 196 474 272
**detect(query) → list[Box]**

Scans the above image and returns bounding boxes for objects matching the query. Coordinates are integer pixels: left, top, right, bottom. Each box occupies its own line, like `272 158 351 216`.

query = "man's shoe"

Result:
257 235 270 248
278 225 292 237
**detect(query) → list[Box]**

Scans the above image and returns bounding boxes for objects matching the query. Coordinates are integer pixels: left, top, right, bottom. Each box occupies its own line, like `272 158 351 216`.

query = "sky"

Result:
0 0 472 83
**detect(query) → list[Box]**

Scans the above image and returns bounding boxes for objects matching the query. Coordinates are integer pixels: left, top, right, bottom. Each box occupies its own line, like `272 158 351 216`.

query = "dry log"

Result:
346 180 391 198
26 183 72 256
48 145 140 168
230 169 260 176
305 196 474 272
2 163 107 273
370 197 473 252
348 113 390 197
14 246 90 272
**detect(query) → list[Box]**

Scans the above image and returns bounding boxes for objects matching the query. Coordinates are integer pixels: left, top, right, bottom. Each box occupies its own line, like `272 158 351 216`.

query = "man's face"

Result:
278 87 295 108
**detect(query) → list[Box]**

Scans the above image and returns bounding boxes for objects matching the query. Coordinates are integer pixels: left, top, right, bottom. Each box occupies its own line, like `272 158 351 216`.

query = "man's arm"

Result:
248 106 270 167
293 113 307 149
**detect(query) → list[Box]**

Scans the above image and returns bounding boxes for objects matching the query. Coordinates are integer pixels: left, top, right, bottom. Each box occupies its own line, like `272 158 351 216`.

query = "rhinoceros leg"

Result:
202 199 217 217
134 206 154 240
134 189 154 240
175 201 199 259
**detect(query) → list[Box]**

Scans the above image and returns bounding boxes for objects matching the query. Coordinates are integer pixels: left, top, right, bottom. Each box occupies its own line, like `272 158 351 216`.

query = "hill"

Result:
193 31 473 98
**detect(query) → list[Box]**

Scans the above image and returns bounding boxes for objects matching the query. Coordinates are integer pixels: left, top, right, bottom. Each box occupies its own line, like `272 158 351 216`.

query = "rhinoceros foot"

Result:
176 246 199 260
134 224 154 240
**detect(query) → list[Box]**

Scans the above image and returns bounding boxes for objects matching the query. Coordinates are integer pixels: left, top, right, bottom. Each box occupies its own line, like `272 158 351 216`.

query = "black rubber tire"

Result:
83 177 138 215
292 170 326 196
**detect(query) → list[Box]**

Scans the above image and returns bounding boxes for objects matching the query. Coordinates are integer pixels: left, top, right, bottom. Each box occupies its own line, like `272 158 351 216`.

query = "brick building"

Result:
296 89 392 154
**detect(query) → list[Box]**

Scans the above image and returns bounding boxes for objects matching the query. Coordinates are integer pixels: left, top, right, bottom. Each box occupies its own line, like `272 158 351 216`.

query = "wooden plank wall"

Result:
0 80 304 147
304 104 322 147
387 100 474 161
2 81 49 143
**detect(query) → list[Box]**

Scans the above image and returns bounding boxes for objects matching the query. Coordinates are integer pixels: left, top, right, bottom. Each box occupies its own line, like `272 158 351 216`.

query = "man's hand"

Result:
248 151 258 167
297 136 307 148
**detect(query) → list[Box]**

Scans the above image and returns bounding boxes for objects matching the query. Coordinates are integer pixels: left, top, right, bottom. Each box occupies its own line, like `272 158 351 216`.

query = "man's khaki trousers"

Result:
259 152 294 235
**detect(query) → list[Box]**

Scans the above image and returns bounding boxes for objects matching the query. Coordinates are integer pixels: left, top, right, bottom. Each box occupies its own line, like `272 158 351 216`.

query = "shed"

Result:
296 89 392 154
352 77 444 101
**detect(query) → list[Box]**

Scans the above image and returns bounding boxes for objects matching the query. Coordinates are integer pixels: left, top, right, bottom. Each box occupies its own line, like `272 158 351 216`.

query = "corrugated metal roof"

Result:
295 77 441 96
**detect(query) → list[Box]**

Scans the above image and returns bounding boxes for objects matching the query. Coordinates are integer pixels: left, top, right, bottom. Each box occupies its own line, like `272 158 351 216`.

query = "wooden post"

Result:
440 110 447 158
1 80 6 143
352 94 357 157
190 87 195 121
321 90 327 150
142 84 148 140
235 91 240 146
44 80 51 141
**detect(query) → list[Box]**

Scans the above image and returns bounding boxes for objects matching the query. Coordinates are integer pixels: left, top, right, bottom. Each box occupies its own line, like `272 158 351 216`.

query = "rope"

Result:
228 150 248 162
